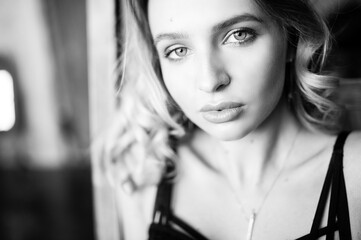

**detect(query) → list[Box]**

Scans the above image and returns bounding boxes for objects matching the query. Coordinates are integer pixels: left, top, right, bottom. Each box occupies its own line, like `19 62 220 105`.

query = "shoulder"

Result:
115 183 158 240
343 131 361 188
343 131 361 236
344 131 361 157
344 131 361 179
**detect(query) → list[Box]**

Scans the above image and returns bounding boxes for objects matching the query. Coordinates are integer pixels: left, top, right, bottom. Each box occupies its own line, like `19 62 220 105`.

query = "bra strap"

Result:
332 131 351 155
310 131 351 239
152 178 173 226
337 165 352 239
331 131 352 239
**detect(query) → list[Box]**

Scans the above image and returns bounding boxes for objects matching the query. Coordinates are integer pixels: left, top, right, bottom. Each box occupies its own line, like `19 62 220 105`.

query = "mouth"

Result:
200 102 244 123
200 102 243 112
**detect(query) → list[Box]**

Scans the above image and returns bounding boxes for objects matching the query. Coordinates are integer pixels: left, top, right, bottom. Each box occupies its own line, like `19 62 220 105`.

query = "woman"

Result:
102 0 361 239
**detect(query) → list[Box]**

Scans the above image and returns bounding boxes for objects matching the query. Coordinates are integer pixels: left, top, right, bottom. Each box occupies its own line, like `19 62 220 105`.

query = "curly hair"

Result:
254 0 342 132
101 0 343 191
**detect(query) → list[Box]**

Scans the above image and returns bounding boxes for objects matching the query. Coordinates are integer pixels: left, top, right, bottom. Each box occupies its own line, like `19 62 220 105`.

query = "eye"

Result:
165 46 189 61
223 28 256 45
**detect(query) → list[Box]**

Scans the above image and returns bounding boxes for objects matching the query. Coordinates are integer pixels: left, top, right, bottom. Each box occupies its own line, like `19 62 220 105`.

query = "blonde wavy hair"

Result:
100 0 343 191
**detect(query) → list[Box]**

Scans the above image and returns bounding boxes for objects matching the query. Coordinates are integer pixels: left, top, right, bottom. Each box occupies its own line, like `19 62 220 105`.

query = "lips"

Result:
200 102 243 112
200 102 244 124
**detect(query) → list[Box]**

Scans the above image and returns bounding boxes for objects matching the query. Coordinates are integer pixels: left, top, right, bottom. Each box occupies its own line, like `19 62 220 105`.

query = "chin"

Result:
197 122 253 142
213 130 250 141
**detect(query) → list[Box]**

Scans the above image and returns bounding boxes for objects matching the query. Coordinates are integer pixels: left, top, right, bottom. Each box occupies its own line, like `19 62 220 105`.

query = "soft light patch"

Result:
0 70 16 131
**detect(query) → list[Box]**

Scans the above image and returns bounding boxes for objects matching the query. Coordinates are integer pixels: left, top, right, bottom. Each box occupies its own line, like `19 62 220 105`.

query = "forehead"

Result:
148 0 266 36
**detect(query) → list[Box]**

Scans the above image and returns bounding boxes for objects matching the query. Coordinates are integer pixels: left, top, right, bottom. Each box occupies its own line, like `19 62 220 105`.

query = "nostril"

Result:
215 83 227 92
215 73 231 91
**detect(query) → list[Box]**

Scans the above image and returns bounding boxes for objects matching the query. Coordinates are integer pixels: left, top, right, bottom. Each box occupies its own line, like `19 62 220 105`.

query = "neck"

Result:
214 100 302 189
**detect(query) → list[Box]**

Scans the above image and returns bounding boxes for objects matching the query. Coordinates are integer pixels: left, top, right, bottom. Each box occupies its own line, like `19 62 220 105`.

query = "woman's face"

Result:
148 0 288 141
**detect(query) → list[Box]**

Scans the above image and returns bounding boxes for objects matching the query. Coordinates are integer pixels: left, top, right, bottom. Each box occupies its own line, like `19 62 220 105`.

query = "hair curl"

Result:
100 0 343 191
254 0 342 132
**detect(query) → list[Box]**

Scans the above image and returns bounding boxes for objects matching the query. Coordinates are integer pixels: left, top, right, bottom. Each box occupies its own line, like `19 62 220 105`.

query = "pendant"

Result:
246 212 256 240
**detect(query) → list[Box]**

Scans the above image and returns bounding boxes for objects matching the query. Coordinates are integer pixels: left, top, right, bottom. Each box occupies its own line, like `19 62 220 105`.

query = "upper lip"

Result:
200 102 244 112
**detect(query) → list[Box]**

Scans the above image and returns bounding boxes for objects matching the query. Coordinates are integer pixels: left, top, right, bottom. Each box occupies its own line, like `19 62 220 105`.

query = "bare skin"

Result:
116 0 361 239
117 101 361 240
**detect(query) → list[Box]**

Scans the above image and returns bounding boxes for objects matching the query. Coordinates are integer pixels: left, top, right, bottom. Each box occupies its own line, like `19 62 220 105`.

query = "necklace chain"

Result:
226 127 301 240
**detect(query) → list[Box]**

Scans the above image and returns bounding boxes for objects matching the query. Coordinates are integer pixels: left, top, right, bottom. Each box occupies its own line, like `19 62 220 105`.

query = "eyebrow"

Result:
212 14 264 33
153 32 189 46
153 13 264 46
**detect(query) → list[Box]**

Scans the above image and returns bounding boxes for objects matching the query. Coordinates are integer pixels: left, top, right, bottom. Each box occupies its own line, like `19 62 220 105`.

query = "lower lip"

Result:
201 107 243 124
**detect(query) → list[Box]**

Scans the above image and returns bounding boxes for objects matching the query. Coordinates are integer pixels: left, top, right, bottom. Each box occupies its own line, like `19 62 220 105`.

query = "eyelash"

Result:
222 28 257 46
162 28 258 61
164 46 189 62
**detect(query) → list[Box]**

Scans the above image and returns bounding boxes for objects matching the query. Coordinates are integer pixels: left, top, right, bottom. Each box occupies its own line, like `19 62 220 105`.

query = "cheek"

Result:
161 66 194 111
234 38 287 100
249 40 287 119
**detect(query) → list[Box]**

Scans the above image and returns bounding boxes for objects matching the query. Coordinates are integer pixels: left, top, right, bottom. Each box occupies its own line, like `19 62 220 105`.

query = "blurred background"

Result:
0 0 360 240
0 0 93 239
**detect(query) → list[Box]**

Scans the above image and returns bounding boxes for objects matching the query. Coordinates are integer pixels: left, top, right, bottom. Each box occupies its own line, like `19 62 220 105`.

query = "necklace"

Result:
225 128 300 240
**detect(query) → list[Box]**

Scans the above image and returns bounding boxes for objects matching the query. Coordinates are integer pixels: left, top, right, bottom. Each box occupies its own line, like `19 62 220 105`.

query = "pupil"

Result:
235 32 246 40
177 48 186 56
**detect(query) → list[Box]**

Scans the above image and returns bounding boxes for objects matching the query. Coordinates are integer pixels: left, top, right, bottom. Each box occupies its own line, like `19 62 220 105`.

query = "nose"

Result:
197 50 231 93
